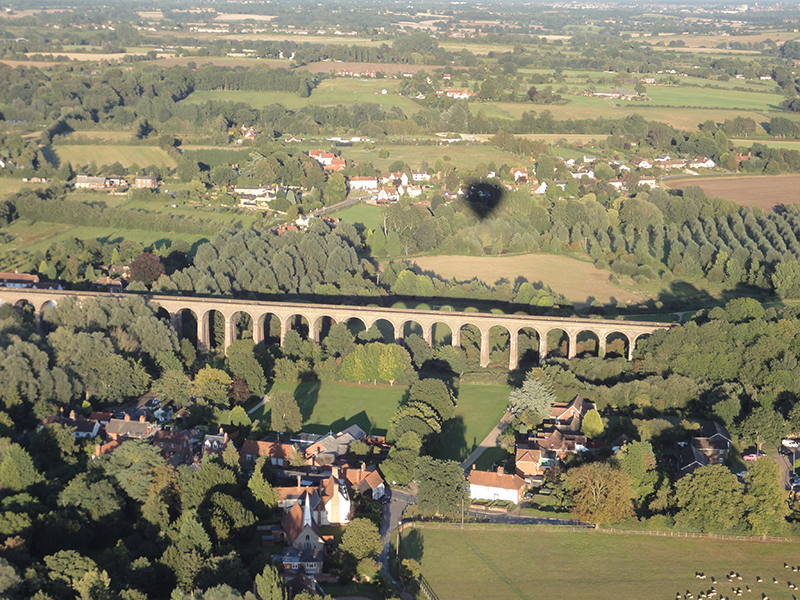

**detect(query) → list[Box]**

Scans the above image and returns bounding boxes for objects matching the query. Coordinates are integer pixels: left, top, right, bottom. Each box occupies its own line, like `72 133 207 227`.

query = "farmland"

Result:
51 145 178 169
337 144 524 171
407 254 645 305
409 527 799 600
666 175 800 211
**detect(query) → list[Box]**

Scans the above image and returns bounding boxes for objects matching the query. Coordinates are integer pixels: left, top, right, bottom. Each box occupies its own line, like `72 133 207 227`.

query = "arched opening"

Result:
366 318 395 344
576 330 600 358
155 306 170 324
517 327 540 368
402 319 424 340
39 300 58 333
605 332 630 359
286 314 310 340
546 328 569 358
632 333 651 360
13 298 35 327
488 325 510 367
207 310 225 350
431 322 453 347
315 315 335 344
345 316 367 339
256 313 282 345
459 323 482 368
231 311 253 341
178 308 198 345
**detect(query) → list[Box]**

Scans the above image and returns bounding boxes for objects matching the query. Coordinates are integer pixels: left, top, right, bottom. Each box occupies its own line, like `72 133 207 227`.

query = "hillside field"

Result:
409 527 800 600
666 175 800 210
407 254 645 305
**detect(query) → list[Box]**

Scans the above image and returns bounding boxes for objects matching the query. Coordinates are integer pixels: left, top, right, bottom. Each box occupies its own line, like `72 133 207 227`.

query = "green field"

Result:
644 86 785 111
329 202 383 230
183 79 424 114
409 527 800 600
338 144 524 171
256 381 509 461
52 145 178 168
475 96 771 132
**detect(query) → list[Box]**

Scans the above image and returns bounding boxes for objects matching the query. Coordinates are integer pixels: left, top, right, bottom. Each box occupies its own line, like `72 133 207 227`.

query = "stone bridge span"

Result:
0 289 674 369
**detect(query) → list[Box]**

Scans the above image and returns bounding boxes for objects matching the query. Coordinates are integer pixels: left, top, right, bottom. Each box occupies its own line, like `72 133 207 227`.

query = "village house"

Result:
40 409 102 439
342 463 386 500
688 157 716 169
514 445 555 483
678 422 732 475
549 395 596 433
380 172 409 187
324 157 346 172
152 430 192 464
135 174 158 189
529 429 588 460
348 176 378 191
399 184 423 198
0 271 39 288
510 167 528 182
631 158 654 169
468 465 526 504
411 170 431 182
305 424 366 466
276 467 352 526
202 429 229 456
309 150 336 166
240 439 297 468
75 175 108 189
105 414 158 442
639 177 657 188
376 187 400 203
571 169 595 180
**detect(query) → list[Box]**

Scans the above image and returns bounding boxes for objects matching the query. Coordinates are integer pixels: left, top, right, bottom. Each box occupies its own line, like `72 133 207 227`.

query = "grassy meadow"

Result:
254 381 510 461
52 145 178 168
409 527 800 600
338 144 524 171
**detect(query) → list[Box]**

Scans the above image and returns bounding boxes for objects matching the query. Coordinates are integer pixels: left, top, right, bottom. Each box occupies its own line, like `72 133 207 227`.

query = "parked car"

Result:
780 447 793 456
743 452 766 461
782 439 799 448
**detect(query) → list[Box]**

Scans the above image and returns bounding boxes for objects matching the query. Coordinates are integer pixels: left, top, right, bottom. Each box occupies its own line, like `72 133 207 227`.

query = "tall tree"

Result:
414 456 469 515
247 457 276 514
508 374 556 419
675 464 745 533
744 458 788 535
269 391 302 433
255 564 286 600
339 518 383 562
565 462 633 525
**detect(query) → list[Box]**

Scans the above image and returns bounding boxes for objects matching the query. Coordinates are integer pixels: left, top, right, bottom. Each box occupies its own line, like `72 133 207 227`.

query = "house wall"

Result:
469 483 521 503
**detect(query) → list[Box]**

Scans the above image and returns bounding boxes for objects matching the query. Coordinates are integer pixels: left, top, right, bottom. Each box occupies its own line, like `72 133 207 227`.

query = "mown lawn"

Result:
409 527 799 600
329 202 383 230
255 381 509 461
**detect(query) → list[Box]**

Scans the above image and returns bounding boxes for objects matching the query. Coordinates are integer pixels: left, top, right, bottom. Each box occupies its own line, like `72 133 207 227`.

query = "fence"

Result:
418 574 440 600
404 521 796 543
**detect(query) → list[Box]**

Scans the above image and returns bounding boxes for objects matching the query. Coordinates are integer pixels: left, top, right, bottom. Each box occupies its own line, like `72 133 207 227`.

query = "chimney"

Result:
69 410 76 420
331 465 339 479
360 462 366 472
223 432 228 444
139 414 146 422
471 464 476 470
59 407 64 414
296 475 302 488
124 413 130 422
497 466 504 476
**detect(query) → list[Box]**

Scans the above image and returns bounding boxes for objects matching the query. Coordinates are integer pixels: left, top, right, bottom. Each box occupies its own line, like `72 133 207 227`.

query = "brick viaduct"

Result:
0 289 673 369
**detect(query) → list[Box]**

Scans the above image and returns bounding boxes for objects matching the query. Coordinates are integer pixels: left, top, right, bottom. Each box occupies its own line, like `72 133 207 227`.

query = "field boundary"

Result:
404 522 797 543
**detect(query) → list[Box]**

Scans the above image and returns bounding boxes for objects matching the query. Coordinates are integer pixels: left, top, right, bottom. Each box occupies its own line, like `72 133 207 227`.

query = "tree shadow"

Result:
433 415 468 462
293 380 321 421
400 528 425 562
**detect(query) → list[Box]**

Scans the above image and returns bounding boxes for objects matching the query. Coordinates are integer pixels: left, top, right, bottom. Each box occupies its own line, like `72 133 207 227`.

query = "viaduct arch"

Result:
0 289 673 368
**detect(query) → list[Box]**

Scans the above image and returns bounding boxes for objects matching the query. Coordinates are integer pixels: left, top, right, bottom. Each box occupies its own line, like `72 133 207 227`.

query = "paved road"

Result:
246 394 269 415
378 487 416 599
460 412 512 470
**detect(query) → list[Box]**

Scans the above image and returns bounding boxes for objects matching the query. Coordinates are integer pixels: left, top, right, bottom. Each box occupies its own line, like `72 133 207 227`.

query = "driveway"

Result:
772 447 794 491
378 486 416 599
460 411 512 470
